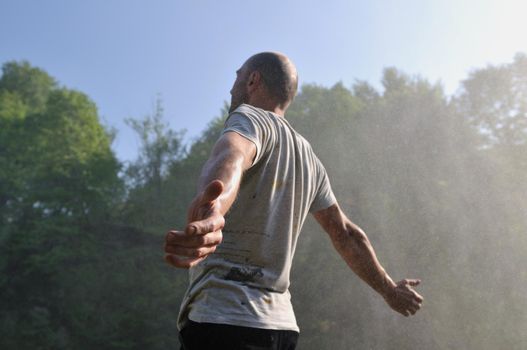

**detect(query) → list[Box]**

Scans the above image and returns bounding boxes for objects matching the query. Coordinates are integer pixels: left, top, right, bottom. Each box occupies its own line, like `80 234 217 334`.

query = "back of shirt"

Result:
178 104 336 332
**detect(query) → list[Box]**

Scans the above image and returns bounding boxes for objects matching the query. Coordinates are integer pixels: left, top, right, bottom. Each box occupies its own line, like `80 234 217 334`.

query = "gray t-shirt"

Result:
178 104 336 332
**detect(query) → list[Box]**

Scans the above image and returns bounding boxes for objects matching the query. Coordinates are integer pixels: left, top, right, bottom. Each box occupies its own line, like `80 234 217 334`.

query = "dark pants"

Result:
179 320 299 350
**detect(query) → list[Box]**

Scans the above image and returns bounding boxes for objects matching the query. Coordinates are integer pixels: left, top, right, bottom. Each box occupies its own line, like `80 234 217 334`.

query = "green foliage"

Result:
456 52 527 147
0 62 122 225
0 61 56 113
124 97 185 188
0 61 123 349
120 97 186 230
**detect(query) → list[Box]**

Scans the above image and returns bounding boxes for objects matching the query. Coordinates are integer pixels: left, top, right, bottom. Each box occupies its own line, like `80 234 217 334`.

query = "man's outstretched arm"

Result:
313 203 423 316
164 131 256 268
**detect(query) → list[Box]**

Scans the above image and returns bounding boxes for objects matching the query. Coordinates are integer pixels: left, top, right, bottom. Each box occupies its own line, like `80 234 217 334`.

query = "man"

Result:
164 52 423 349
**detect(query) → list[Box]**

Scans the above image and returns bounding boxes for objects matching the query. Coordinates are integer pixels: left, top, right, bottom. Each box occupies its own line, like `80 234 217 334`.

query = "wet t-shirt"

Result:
178 104 336 332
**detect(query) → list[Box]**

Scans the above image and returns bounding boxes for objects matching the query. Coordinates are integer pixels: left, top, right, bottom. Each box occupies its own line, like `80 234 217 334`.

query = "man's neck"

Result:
248 100 286 117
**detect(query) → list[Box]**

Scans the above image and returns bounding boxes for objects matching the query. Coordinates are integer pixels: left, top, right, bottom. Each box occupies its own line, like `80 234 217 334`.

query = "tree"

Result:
0 61 122 349
120 97 186 230
456 52 527 147
124 97 185 189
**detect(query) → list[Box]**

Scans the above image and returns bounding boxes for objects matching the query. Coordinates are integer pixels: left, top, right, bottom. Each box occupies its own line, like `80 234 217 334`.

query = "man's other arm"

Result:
164 131 256 268
313 203 423 316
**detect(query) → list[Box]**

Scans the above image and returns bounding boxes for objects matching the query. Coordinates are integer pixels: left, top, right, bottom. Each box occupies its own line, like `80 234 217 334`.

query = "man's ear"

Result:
247 71 261 92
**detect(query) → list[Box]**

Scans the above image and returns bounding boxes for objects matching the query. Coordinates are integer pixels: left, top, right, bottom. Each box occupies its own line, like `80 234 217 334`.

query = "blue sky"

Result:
1 0 526 162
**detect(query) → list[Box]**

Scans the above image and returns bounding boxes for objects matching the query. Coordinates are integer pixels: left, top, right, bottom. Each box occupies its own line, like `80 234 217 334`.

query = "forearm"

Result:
331 220 396 299
197 149 244 215
314 205 423 315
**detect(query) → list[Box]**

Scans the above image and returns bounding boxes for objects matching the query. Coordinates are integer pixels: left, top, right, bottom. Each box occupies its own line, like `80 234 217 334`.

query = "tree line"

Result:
1 54 526 349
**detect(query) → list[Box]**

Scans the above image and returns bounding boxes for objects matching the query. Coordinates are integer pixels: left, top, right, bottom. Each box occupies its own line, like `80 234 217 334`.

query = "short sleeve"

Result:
309 162 337 213
222 112 263 166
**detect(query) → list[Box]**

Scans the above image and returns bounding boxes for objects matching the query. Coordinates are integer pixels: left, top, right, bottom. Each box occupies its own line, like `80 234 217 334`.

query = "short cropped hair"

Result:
246 52 298 106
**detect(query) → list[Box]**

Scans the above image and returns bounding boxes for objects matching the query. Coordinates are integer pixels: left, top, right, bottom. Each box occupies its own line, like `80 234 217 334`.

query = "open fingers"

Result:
400 309 410 317
390 281 424 317
401 278 421 287
165 230 223 248
398 279 424 304
401 286 424 303
186 214 225 236
399 288 424 303
165 242 218 258
412 290 424 303
409 300 422 313
164 229 222 269
397 300 421 317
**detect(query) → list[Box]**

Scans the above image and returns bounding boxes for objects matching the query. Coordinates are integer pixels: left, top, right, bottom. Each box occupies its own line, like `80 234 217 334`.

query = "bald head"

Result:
245 52 298 108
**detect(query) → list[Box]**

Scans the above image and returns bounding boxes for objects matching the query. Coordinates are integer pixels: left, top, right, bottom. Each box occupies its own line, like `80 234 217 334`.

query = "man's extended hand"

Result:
384 279 423 317
164 180 225 268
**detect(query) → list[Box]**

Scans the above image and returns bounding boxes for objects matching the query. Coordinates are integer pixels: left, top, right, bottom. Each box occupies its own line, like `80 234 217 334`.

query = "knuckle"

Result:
195 235 207 246
194 248 206 258
189 224 199 234
212 232 222 245
165 232 175 243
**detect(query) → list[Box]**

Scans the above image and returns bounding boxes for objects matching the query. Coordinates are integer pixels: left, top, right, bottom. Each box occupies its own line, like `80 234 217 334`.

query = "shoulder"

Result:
224 105 260 128
226 104 283 138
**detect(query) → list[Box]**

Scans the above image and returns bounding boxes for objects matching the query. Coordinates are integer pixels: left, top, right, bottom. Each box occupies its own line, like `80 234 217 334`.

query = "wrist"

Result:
381 277 397 300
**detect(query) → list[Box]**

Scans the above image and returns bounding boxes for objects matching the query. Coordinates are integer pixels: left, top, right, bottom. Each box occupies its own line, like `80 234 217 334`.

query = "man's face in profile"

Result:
229 62 250 113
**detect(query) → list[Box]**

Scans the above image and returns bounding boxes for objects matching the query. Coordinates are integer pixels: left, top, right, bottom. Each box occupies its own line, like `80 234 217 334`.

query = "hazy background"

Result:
1 1 526 349
2 0 526 161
